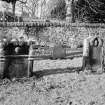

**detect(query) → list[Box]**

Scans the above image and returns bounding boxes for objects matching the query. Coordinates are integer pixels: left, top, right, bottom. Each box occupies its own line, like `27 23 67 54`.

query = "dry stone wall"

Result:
1 26 105 48
29 26 105 48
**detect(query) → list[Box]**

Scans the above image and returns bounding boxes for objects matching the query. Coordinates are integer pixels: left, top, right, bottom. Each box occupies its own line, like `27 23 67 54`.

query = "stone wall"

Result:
1 25 105 49
28 26 105 48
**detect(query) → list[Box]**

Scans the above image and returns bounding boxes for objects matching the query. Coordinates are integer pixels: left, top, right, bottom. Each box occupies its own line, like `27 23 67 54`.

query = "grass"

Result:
0 57 105 105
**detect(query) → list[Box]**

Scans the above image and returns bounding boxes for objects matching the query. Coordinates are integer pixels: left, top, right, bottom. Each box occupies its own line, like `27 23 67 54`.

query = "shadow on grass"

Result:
32 67 82 78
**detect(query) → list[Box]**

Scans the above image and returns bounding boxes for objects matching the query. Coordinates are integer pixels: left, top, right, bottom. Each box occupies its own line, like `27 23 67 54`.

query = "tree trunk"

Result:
66 0 75 23
71 0 75 23
12 1 16 21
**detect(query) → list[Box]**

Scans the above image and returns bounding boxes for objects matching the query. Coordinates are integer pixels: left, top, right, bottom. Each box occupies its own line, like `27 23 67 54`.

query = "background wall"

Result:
27 26 105 48
0 25 105 48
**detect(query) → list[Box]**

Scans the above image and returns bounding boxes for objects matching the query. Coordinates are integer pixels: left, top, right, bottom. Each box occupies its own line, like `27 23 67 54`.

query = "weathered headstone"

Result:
82 36 104 73
52 44 66 59
81 37 91 71
9 57 28 78
89 37 104 73
8 42 29 79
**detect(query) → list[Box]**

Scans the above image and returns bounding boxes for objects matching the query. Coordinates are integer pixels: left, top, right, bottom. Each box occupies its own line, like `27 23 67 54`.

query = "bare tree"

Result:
1 0 27 16
21 0 39 18
74 0 105 22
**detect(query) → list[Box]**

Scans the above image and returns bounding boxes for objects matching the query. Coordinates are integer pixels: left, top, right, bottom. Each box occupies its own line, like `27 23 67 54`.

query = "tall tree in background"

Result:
19 0 66 19
45 0 66 20
2 0 105 22
74 0 105 22
1 0 27 16
22 0 39 18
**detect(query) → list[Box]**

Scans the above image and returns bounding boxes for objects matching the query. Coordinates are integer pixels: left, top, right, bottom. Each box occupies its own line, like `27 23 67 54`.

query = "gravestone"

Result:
8 43 29 79
89 38 104 73
9 57 28 78
89 37 104 73
82 36 104 73
52 44 66 59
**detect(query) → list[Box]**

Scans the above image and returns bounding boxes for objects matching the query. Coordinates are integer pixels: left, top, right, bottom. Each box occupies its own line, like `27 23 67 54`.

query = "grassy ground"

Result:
0 72 105 105
0 58 105 105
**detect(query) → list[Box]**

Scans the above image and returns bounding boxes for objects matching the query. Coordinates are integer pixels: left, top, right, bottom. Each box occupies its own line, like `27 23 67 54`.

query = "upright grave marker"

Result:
90 37 104 73
82 36 104 73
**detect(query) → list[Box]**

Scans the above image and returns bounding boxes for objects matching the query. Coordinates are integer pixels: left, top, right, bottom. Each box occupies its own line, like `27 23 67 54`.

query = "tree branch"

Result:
18 0 27 4
23 4 33 10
